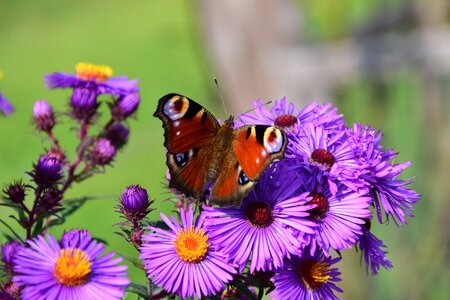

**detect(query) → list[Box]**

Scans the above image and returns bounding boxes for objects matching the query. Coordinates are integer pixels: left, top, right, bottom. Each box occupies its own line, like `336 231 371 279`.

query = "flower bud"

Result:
118 185 151 222
33 100 55 132
39 188 63 210
70 87 99 121
31 155 63 187
90 138 116 165
2 181 26 203
104 123 129 149
111 93 140 120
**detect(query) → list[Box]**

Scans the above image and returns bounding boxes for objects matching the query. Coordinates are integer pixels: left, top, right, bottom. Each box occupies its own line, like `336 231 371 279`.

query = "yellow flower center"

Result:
53 248 92 287
174 226 210 263
0 70 4 80
75 62 113 82
298 258 332 290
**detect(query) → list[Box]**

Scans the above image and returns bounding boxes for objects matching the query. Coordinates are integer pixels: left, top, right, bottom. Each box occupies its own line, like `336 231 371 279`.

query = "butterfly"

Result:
154 93 287 206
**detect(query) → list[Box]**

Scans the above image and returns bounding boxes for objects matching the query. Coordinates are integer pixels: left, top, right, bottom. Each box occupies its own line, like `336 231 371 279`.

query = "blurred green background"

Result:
0 0 449 299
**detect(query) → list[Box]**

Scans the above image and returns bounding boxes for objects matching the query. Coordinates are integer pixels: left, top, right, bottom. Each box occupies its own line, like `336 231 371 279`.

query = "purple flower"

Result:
1 240 22 273
90 138 116 165
358 219 393 275
288 123 361 195
348 123 421 225
33 100 55 132
44 62 139 96
118 185 151 222
103 124 129 149
2 180 27 203
13 232 129 300
271 248 343 300
31 155 63 187
235 97 344 136
0 93 14 116
293 168 372 255
110 93 140 120
202 161 316 272
140 204 237 298
70 87 99 122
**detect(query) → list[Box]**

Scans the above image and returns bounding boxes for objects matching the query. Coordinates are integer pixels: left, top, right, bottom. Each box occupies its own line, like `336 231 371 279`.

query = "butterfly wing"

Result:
154 93 220 197
154 93 221 153
210 125 287 206
209 150 257 206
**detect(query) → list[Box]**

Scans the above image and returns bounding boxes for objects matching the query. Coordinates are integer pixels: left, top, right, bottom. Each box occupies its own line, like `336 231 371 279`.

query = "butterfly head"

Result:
223 115 234 128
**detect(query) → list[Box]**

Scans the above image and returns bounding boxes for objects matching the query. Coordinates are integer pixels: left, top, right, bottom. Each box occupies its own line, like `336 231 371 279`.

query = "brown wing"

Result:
166 147 213 198
154 93 220 197
154 93 220 154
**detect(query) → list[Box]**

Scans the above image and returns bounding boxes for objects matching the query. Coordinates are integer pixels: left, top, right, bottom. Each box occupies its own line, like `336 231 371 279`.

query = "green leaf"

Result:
127 283 151 300
230 277 257 300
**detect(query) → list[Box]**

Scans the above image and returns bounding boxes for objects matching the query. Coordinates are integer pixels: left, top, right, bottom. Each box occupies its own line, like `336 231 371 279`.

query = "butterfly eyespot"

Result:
164 96 189 120
174 152 188 167
173 149 197 167
263 128 284 153
238 168 250 185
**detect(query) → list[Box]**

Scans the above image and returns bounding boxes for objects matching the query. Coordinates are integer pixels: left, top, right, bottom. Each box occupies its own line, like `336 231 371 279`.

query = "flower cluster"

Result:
1 63 140 243
135 97 420 299
0 64 141 299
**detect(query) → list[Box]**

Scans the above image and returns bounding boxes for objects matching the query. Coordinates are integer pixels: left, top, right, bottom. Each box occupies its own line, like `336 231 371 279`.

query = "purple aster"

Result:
1 240 23 274
235 97 344 136
13 232 129 300
288 123 361 195
90 138 116 165
110 93 140 121
44 62 139 96
0 93 14 116
348 123 421 225
103 123 129 149
139 204 237 299
293 168 372 255
118 185 151 222
31 155 64 187
271 248 343 300
70 87 99 122
358 219 393 275
202 161 316 273
33 100 55 132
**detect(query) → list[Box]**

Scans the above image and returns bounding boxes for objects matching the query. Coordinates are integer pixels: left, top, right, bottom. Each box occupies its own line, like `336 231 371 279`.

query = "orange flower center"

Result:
53 248 91 287
76 62 113 82
174 226 209 263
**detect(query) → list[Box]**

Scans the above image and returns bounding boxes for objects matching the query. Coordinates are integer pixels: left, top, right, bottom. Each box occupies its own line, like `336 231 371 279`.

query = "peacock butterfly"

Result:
154 93 287 206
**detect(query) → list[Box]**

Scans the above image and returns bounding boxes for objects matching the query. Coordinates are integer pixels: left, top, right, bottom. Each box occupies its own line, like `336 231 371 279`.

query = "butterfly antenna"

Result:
214 77 228 116
241 100 273 115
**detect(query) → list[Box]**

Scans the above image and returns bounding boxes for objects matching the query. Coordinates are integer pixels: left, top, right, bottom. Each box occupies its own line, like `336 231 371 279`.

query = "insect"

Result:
154 93 287 206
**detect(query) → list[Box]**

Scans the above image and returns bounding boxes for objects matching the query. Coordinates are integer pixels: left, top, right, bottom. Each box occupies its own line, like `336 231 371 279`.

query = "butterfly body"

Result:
154 93 287 206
